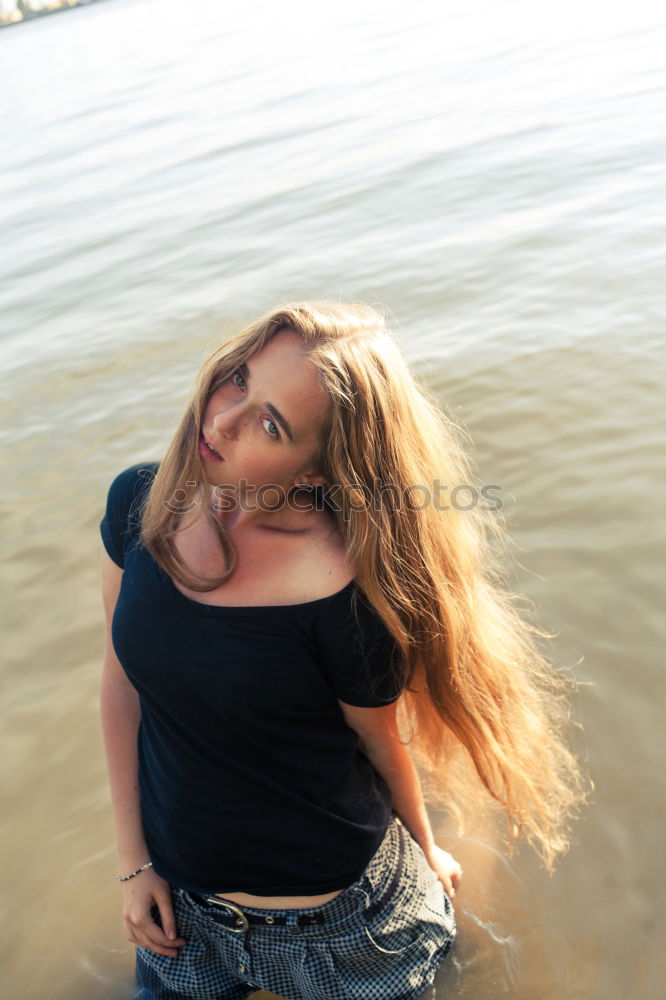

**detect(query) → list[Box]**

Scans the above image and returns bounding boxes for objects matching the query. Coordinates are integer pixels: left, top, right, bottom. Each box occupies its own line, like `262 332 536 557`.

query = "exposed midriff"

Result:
212 887 346 909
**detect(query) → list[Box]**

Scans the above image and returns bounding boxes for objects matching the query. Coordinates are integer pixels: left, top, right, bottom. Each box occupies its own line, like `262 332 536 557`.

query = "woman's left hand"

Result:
423 843 463 899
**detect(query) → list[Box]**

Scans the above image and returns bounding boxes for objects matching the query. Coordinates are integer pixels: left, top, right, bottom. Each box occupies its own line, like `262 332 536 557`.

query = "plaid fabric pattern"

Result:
134 814 456 1000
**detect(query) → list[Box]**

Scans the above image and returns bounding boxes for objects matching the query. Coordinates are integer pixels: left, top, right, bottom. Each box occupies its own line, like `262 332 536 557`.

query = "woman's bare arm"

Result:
99 547 185 956
99 549 148 869
339 698 463 898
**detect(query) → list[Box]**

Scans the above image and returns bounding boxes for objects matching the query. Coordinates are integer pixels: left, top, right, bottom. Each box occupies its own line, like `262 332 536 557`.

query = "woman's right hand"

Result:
121 868 187 957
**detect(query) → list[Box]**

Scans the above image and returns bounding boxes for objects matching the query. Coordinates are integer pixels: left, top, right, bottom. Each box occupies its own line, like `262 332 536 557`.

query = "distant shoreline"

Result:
0 0 109 30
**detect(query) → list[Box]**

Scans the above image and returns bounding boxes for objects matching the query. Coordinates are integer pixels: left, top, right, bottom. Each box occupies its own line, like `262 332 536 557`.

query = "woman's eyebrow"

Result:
239 361 294 442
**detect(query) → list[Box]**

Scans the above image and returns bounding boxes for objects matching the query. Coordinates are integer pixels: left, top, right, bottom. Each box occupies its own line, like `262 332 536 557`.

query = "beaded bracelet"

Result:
116 861 153 882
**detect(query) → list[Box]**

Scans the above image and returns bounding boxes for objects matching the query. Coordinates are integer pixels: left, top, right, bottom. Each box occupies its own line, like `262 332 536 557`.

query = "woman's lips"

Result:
199 434 224 462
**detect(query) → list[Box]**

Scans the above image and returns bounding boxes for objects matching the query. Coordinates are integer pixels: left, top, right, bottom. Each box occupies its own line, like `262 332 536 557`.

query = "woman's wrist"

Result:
116 860 153 882
116 844 151 872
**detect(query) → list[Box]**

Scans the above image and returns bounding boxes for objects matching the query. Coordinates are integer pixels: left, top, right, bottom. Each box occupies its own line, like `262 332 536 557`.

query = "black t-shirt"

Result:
100 462 405 895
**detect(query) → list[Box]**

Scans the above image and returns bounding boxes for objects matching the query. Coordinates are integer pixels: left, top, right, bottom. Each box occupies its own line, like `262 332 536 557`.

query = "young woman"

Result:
100 301 585 1000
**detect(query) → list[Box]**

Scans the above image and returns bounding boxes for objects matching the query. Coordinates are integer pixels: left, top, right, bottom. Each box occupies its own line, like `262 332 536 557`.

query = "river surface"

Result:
1 0 665 997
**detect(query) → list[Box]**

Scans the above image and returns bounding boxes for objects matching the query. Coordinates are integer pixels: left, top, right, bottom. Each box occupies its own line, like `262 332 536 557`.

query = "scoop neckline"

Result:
158 565 356 617
134 460 356 616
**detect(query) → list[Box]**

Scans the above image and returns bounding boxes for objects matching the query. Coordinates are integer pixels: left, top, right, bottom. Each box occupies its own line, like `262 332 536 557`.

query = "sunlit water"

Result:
1 0 665 997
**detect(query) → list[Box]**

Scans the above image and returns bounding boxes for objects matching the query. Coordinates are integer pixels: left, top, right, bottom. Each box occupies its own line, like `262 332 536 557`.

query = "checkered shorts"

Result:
134 813 456 1000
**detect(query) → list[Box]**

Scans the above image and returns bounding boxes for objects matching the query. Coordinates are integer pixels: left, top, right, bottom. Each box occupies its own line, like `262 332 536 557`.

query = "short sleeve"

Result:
313 588 405 707
99 463 158 568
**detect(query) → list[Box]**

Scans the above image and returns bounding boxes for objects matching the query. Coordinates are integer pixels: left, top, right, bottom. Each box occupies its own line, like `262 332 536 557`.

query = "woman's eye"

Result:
262 417 280 440
226 370 278 439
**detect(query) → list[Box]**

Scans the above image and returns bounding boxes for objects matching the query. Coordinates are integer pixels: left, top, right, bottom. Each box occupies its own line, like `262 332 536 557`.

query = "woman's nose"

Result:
213 406 240 440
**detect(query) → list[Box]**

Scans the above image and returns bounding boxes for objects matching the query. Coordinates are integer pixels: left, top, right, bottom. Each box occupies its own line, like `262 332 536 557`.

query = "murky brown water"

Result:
2 1 665 997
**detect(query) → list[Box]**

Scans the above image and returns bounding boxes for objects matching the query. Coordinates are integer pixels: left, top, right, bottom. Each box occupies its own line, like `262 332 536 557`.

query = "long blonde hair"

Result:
140 300 588 869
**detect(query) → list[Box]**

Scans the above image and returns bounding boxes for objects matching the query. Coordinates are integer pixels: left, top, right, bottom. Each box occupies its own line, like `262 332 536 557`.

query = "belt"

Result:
186 820 406 932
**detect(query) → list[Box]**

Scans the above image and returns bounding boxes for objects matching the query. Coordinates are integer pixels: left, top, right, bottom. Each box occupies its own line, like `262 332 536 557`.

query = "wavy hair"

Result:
140 300 588 869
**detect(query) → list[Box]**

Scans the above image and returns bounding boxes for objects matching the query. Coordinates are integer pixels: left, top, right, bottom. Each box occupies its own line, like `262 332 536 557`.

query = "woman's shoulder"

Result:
105 461 159 504
101 462 158 569
299 522 356 601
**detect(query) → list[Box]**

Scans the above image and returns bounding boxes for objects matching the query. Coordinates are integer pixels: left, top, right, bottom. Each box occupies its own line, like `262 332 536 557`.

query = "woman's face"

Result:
199 328 329 512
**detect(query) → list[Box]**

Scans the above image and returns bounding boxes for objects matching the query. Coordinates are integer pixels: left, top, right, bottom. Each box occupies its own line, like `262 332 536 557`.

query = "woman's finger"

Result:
124 907 181 956
131 917 182 958
153 891 186 946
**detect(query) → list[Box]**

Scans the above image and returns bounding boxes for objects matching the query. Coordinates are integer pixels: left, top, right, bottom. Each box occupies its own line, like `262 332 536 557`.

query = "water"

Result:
2 0 665 997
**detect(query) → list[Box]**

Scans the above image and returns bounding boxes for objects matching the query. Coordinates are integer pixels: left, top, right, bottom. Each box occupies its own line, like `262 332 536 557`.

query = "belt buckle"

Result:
204 896 250 933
